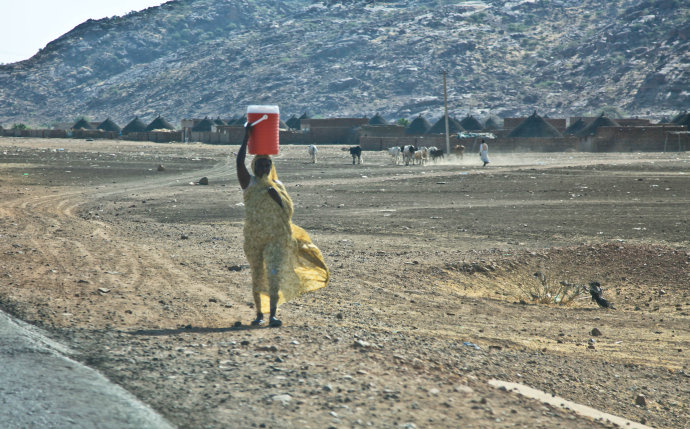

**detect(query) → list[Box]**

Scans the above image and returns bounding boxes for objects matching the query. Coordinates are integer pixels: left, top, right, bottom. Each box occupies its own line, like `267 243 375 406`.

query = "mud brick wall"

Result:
616 119 652 126
122 131 183 143
1 129 68 138
592 125 687 151
190 131 231 144
490 136 578 152
301 118 369 129
308 127 354 145
279 130 314 145
72 130 119 139
360 125 406 138
301 118 369 145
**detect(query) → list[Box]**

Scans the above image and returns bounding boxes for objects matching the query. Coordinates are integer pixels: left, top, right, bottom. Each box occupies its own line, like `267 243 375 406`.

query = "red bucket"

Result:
247 105 280 155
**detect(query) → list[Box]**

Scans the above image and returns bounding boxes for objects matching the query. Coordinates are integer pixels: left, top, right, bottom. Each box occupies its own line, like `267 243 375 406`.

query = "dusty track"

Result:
1 137 688 428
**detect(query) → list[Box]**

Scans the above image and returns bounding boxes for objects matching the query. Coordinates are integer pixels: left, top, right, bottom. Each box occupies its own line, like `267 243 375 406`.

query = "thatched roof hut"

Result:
72 118 93 130
564 118 588 135
508 111 562 138
427 116 464 134
576 113 620 137
286 115 301 130
146 115 175 132
405 115 431 135
460 115 483 131
97 118 121 133
671 111 690 128
670 111 687 124
299 112 310 120
227 115 247 126
368 113 388 125
122 117 147 134
214 117 227 126
483 117 501 130
192 117 214 132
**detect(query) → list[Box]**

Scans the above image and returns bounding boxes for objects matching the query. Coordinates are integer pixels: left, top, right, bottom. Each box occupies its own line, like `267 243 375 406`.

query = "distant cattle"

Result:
429 148 445 161
413 146 428 165
452 144 465 159
349 146 362 164
388 146 402 165
402 145 416 166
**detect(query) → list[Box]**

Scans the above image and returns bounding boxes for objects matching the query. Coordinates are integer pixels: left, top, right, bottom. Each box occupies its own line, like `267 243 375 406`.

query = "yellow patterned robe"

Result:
243 156 329 314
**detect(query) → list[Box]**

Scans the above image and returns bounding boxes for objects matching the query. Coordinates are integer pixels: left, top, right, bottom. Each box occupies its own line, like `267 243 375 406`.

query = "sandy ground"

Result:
0 137 688 429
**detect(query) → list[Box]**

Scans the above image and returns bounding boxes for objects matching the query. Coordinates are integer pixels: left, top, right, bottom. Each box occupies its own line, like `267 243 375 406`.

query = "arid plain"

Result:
1 137 688 428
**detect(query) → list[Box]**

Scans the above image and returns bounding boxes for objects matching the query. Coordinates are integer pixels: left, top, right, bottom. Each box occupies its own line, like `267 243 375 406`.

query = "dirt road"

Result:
1 137 688 428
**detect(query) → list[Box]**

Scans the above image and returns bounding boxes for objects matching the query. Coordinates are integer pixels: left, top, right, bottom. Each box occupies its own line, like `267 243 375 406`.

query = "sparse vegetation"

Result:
518 271 587 306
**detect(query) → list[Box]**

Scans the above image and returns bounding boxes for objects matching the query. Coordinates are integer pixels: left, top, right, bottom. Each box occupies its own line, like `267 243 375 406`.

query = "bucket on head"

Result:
247 105 280 155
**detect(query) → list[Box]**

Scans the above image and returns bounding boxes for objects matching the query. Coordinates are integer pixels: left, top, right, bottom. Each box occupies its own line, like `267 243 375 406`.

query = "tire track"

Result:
1 156 240 328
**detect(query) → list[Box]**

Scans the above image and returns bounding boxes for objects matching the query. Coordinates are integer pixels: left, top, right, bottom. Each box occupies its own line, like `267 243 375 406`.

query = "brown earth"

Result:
0 137 688 429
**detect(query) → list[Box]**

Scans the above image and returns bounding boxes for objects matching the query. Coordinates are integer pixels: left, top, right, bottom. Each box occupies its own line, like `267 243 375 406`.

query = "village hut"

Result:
427 115 464 134
483 117 501 130
460 114 483 131
564 118 588 135
213 117 227 126
192 117 214 132
677 115 690 128
507 111 562 138
72 118 93 130
279 118 289 130
299 112 310 121
670 111 690 128
285 115 301 130
97 118 121 133
145 115 175 132
669 111 687 124
368 113 388 125
121 117 147 134
405 115 431 135
576 113 620 137
227 115 247 126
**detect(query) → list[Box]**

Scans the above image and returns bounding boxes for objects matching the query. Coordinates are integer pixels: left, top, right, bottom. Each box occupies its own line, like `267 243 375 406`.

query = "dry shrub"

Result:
518 271 587 305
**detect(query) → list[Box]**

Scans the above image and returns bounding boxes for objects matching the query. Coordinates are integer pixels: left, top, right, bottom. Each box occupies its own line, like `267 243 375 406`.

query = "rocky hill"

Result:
0 0 688 128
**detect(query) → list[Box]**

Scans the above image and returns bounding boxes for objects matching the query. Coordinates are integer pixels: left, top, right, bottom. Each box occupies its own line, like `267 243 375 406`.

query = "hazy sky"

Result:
0 1 167 64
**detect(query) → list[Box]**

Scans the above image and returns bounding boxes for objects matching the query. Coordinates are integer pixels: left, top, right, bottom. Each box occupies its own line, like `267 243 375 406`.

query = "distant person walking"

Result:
479 139 490 167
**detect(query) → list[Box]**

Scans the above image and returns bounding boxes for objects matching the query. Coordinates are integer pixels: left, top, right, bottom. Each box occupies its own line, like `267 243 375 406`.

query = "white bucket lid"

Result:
247 105 280 114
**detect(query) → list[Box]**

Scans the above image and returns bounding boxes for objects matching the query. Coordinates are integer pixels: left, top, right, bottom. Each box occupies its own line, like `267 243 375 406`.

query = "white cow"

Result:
308 145 318 163
388 146 402 165
402 145 417 166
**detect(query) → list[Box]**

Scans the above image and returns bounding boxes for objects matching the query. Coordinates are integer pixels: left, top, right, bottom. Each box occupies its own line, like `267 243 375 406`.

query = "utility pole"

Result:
443 70 450 154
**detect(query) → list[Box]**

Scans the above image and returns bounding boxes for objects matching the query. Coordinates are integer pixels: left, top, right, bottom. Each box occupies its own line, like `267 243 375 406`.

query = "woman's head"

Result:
251 155 277 181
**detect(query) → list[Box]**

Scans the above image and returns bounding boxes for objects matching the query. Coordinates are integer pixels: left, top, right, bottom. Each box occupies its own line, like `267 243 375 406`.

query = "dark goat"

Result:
430 148 445 161
589 282 614 309
349 146 362 164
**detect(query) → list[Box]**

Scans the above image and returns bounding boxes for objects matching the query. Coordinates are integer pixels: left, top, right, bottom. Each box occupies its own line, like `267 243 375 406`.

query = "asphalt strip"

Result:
488 379 652 429
0 310 174 429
